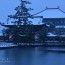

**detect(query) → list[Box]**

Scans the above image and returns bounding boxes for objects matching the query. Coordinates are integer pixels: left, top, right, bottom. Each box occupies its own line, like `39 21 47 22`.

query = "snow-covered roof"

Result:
36 7 65 18
47 32 65 37
55 26 65 28
47 33 57 37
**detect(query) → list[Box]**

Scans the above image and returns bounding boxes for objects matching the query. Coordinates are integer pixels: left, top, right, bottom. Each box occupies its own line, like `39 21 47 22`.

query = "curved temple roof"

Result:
35 7 65 18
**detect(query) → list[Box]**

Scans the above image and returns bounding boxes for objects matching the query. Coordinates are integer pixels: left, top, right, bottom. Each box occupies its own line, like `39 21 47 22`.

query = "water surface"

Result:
0 46 65 65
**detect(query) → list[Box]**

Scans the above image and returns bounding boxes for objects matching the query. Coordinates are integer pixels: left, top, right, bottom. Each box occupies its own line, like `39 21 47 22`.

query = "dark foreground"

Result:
0 44 65 65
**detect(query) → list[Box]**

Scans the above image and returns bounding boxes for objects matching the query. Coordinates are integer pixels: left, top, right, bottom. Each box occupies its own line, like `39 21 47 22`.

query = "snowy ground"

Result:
0 42 17 48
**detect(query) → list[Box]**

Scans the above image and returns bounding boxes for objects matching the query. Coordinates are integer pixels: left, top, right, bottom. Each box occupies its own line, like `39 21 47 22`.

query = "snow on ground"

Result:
0 42 17 47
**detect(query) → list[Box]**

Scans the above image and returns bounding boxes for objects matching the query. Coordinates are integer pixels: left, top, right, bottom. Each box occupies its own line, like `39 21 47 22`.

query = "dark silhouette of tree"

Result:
8 0 33 25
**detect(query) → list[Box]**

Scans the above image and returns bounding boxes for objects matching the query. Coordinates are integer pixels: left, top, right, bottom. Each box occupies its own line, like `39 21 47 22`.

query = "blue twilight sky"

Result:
0 0 65 24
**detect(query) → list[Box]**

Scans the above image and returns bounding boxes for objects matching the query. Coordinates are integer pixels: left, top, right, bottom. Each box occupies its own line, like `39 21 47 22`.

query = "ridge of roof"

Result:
45 6 65 13
46 6 59 9
33 6 65 16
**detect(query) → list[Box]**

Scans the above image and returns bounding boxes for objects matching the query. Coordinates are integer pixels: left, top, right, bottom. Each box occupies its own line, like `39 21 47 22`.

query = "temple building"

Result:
36 7 65 37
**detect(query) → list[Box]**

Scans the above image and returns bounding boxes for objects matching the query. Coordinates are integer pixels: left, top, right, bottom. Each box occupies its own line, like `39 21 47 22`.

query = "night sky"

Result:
0 0 65 23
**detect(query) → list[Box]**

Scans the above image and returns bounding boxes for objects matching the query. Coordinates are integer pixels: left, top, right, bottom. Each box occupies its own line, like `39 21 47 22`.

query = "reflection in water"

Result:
0 47 65 65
